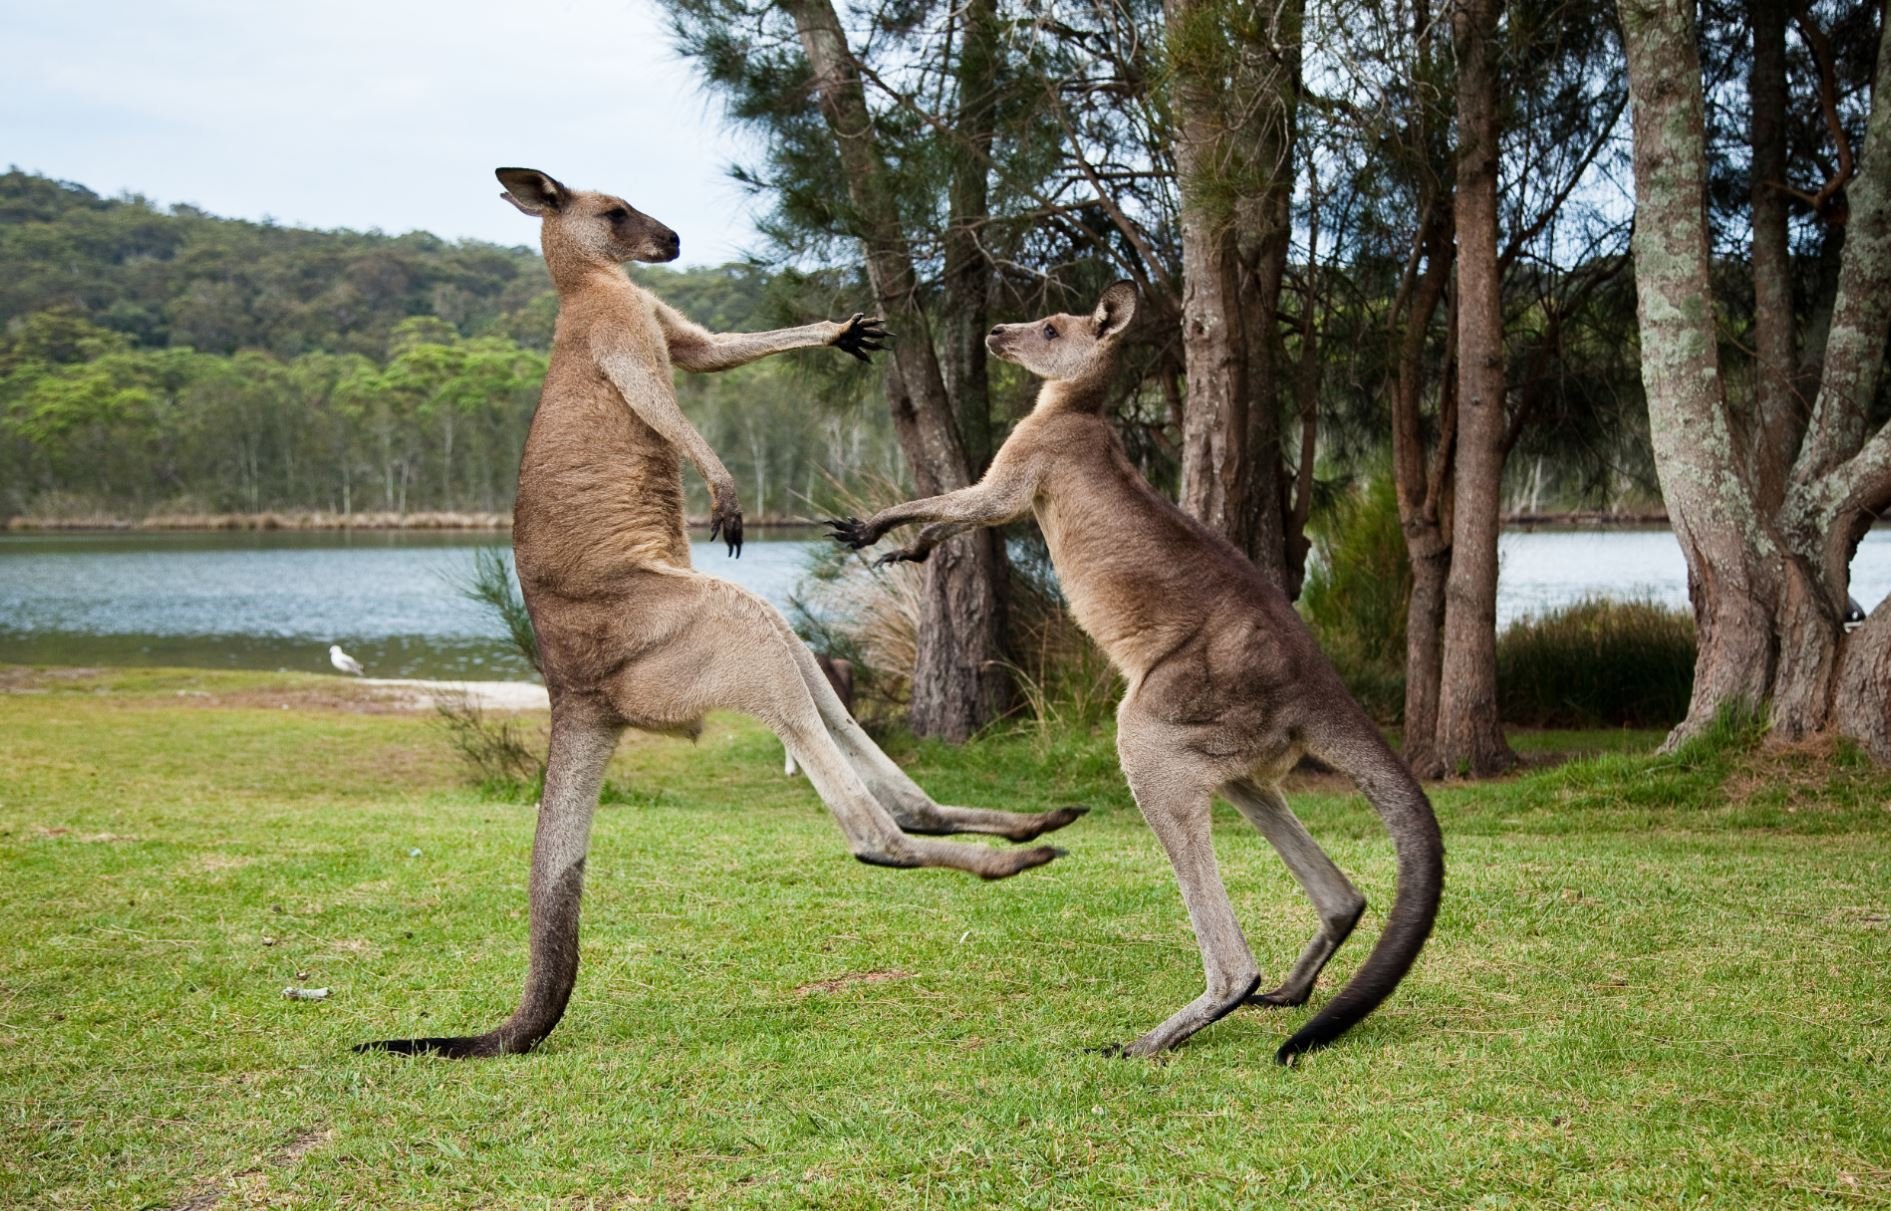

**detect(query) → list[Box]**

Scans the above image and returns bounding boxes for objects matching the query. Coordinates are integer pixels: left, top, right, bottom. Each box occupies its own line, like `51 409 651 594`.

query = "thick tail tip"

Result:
1273 1029 1328 1066
353 1034 500 1058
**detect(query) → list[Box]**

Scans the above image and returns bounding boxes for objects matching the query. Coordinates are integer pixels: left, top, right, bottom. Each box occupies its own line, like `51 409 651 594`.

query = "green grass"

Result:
3 668 1889 1208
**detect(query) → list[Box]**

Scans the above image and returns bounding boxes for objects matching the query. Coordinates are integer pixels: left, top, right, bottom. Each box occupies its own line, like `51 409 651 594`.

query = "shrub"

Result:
452 545 539 673
1297 474 1410 722
435 691 544 801
438 546 550 801
1496 597 1696 728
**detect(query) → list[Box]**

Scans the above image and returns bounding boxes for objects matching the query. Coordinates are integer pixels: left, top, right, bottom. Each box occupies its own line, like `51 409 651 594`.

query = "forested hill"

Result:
0 171 889 523
0 169 777 357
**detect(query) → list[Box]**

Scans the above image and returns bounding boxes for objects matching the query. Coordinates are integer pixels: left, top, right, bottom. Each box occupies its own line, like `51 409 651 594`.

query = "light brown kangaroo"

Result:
831 282 1444 1063
356 169 1082 1059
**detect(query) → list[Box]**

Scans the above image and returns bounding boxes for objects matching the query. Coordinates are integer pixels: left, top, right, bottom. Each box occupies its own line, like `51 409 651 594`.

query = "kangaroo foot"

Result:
856 837 1065 879
890 803 1089 842
1005 805 1088 841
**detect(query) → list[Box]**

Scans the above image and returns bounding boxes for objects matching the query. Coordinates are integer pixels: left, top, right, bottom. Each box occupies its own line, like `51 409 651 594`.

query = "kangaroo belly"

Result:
1036 496 1198 680
514 358 691 596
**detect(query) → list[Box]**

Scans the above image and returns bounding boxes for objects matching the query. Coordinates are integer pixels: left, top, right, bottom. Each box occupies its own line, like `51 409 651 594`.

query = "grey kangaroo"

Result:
356 169 1082 1059
831 282 1444 1062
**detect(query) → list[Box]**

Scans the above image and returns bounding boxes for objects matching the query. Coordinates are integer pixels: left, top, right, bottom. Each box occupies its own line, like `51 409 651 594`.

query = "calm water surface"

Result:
2 527 1885 679
0 529 818 680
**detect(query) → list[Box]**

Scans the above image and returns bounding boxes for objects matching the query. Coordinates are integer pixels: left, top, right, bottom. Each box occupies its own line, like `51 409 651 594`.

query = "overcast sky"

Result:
1 0 764 265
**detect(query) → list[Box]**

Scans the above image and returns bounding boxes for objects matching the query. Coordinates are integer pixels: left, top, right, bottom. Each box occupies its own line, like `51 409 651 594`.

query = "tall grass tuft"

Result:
1297 474 1410 721
452 545 539 674
436 546 551 801
435 691 544 802
1496 597 1696 728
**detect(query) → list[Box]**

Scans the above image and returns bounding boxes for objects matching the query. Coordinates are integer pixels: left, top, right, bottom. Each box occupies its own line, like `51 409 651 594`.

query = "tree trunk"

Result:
1234 0 1305 591
1619 0 1891 761
1770 10 1891 748
1166 0 1252 552
943 0 998 471
788 0 1011 739
1835 602 1891 763
1392 200 1455 775
1619 0 1786 745
1748 0 1798 514
1433 0 1516 776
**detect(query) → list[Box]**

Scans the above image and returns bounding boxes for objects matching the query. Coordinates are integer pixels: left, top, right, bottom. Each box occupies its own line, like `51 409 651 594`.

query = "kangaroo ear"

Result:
1092 280 1138 339
496 168 570 216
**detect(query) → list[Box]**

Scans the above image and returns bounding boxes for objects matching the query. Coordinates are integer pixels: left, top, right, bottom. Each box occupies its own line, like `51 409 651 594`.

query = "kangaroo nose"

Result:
989 325 1004 335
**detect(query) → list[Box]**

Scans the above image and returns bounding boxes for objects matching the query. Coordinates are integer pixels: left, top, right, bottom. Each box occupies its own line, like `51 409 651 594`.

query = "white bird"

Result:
328 644 365 676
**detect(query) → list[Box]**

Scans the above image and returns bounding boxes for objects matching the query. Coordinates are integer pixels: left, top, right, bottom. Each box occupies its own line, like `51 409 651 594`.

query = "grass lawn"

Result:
2 666 1888 1208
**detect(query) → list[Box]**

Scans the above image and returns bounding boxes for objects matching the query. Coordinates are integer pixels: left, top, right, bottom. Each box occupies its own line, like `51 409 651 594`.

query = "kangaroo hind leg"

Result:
763 609 1085 842
1114 730 1260 1056
676 590 1062 880
358 708 622 1057
1223 779 1366 1008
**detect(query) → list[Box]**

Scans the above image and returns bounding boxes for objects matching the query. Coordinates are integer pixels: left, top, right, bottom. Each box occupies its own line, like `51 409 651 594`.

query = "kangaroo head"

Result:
496 167 681 270
986 281 1137 388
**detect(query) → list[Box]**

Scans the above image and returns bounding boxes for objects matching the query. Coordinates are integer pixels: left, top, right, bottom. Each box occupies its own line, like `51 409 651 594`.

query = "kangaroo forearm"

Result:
869 486 1024 537
597 350 735 491
913 520 973 550
669 323 837 373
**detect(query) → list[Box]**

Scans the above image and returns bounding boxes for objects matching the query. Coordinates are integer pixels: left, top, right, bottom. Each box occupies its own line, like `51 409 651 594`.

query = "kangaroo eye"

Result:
1042 324 1058 340
605 207 629 221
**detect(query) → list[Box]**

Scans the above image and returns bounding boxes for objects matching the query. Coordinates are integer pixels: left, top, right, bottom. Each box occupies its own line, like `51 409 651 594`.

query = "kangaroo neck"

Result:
1034 364 1114 414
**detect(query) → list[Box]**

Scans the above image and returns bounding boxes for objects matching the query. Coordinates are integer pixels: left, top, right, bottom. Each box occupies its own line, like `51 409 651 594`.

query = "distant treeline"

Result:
0 170 900 522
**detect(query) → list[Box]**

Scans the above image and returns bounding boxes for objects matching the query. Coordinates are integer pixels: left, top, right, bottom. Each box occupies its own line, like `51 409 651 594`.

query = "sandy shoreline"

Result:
359 678 549 711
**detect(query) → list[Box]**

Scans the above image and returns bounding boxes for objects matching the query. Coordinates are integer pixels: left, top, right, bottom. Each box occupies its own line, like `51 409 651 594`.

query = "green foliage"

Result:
1496 597 1697 728
0 172 903 523
1298 475 1410 721
0 170 548 360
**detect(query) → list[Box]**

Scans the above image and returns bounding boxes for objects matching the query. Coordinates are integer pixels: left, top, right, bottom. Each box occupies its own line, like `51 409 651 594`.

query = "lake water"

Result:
2 527 1886 680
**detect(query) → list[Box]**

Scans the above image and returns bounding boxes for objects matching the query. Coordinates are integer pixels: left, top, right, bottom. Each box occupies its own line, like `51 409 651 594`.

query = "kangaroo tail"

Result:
1277 728 1444 1065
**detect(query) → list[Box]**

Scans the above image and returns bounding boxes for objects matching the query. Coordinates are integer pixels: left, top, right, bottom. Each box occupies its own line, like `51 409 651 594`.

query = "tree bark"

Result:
1748 0 1799 515
1835 601 1891 763
943 0 998 471
1166 0 1252 553
1619 0 1787 745
788 0 1011 740
1770 8 1891 746
1392 201 1456 775
1433 0 1516 776
1235 0 1305 592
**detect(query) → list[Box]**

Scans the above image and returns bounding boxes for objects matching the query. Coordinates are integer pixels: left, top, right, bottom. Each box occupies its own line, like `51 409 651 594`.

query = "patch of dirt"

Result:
165 1128 332 1211
793 969 915 996
0 666 102 692
1725 733 1879 811
169 679 548 715
177 684 416 715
